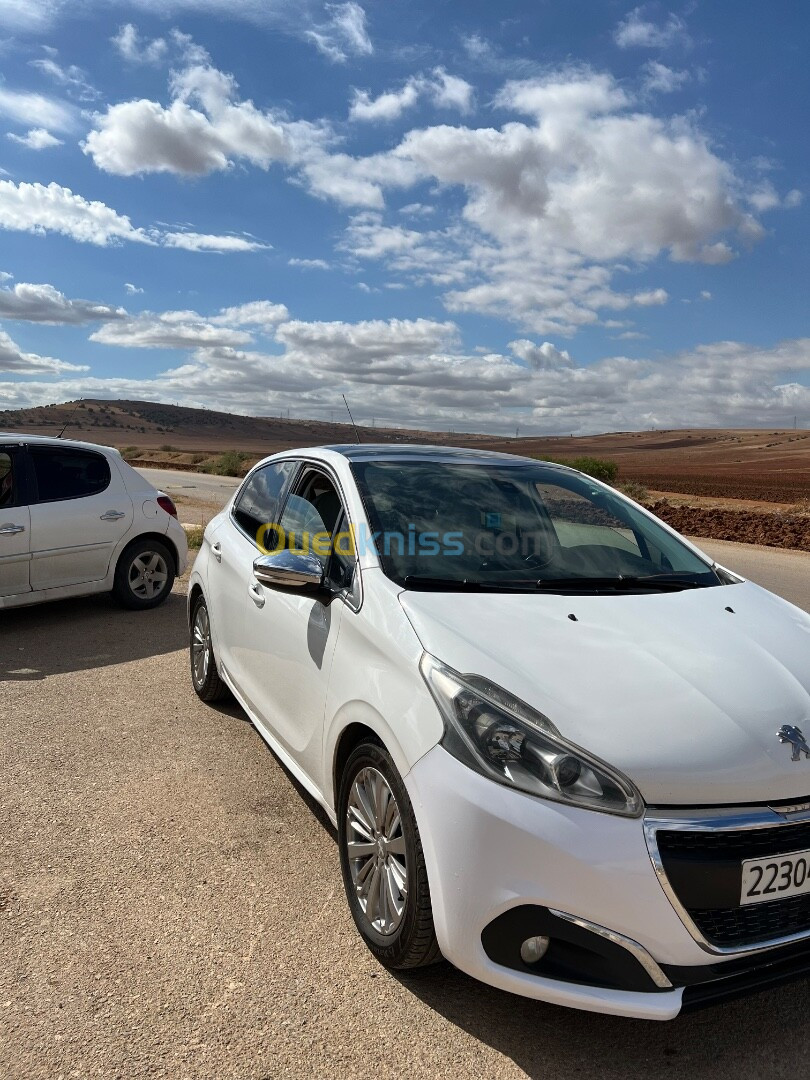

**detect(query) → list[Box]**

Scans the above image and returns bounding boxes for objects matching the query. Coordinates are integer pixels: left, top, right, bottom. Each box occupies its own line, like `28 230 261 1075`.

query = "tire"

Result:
112 537 175 610
189 594 230 703
338 740 441 970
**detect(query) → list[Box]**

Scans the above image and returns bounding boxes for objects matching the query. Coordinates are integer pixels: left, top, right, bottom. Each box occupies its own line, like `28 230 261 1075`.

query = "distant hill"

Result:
2 398 810 501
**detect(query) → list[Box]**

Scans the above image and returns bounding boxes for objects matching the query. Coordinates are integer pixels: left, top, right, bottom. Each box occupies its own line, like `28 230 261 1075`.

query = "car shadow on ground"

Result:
1 590 188 681
392 940 808 1078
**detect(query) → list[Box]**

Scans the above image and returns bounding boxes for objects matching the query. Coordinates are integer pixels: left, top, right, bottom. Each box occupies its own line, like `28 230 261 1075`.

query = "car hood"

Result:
399 581 810 806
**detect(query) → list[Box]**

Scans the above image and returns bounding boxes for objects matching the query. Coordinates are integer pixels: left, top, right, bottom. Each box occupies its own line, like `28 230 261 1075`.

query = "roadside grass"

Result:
184 525 205 550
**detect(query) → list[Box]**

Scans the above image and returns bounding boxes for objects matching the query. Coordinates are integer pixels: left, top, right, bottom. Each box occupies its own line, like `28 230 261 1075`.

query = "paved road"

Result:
137 467 241 507
4 579 810 1080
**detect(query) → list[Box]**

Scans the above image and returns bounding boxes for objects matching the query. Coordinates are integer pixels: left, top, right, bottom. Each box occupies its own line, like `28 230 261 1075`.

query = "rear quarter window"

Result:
31 446 111 503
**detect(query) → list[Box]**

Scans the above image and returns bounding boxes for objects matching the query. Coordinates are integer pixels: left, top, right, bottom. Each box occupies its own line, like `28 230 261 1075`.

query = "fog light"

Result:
519 935 550 965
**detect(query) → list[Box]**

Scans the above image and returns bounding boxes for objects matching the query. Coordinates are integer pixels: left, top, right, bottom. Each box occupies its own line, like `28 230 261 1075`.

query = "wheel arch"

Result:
115 530 180 576
328 704 409 812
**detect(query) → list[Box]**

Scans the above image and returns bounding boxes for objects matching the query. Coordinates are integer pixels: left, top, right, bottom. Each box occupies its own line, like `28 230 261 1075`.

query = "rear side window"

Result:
233 460 297 544
31 446 111 503
0 451 16 509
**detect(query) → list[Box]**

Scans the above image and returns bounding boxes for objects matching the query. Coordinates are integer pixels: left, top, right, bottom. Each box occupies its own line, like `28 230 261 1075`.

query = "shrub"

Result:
159 443 176 452
201 450 250 477
119 445 138 459
618 480 650 503
536 455 619 484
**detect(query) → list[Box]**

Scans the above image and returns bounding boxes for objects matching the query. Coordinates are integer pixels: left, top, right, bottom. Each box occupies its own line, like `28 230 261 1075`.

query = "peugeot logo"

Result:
778 724 810 762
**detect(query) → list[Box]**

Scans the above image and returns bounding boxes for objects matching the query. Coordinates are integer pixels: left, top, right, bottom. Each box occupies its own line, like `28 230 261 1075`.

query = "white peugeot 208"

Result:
0 434 187 611
188 445 810 1019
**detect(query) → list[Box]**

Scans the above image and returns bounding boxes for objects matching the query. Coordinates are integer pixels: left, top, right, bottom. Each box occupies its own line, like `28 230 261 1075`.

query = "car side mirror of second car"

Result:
252 551 324 592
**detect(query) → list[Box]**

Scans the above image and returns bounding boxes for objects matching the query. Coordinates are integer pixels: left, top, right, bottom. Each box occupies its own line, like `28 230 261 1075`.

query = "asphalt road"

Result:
137 468 241 508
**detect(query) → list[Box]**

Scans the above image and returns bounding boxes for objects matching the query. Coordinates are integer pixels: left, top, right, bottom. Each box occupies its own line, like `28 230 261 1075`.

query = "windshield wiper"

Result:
402 576 538 592
531 574 713 594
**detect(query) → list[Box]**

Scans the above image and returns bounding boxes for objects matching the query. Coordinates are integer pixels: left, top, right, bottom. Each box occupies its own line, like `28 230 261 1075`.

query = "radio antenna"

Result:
342 394 361 443
57 398 82 439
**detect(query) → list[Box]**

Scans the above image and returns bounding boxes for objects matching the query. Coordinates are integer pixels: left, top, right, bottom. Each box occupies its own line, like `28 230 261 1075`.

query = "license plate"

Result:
740 848 810 906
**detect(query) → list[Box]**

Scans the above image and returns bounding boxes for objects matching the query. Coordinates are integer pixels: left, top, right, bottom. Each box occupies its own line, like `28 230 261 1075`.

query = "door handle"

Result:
248 581 265 608
0 523 24 535
100 510 126 521
211 541 222 563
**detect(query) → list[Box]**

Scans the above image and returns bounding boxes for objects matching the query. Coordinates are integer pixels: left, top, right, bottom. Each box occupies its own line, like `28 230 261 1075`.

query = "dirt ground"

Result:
5 571 810 1080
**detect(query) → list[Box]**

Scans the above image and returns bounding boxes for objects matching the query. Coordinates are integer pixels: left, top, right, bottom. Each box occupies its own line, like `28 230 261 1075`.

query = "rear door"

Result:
0 446 31 597
28 445 134 591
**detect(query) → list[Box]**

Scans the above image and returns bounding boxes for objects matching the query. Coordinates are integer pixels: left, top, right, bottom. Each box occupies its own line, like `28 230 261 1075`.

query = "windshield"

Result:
350 459 722 592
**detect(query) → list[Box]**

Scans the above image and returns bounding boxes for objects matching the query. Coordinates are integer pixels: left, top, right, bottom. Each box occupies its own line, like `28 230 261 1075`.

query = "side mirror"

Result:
253 551 323 591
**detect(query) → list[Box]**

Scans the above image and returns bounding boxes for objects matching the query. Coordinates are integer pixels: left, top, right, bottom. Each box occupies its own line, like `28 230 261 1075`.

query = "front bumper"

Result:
405 745 810 1020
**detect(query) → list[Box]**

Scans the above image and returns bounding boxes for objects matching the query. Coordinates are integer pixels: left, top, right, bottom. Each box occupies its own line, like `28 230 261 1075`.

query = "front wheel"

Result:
338 740 441 970
189 594 229 702
112 538 175 609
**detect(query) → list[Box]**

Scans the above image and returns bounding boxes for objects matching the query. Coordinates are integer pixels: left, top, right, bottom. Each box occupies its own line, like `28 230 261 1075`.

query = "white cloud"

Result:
0 282 124 323
641 60 690 93
0 86 75 132
0 272 12 282
29 56 98 101
6 127 63 150
83 62 306 176
124 282 144 294
429 67 474 113
213 300 289 326
785 189 803 209
0 180 153 246
0 327 87 374
90 310 254 350
509 339 573 369
306 2 373 62
162 230 270 252
0 0 55 31
350 79 421 122
288 257 330 269
349 68 473 122
112 23 168 64
614 8 691 49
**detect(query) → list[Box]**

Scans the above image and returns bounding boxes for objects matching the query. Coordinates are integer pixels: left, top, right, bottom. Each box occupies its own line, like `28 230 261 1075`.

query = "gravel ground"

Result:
3 577 810 1080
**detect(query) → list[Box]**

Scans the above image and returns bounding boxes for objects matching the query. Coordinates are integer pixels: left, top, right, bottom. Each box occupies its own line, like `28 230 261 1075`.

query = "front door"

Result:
239 468 351 790
28 445 134 591
0 448 31 598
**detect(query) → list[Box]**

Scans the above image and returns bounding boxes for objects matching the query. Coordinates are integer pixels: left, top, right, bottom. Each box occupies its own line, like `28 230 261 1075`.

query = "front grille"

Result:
691 895 810 948
657 821 810 861
654 821 810 949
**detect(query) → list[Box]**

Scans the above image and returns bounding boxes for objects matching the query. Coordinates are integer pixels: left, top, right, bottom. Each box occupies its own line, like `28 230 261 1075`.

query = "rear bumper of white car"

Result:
405 745 810 1020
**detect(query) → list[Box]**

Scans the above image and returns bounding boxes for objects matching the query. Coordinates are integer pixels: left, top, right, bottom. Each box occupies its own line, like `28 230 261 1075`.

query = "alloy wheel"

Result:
128 551 169 600
345 766 408 936
191 603 211 688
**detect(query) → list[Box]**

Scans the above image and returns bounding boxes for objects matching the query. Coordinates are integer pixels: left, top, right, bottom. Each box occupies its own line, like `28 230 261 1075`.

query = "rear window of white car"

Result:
31 446 111 503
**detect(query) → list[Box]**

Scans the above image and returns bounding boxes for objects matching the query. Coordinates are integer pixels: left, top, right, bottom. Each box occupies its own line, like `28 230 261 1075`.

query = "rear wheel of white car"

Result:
112 538 175 609
189 594 229 703
338 740 441 970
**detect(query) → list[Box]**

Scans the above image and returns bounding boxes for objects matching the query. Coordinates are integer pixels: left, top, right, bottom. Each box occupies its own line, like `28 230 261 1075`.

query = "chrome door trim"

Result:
645 804 810 956
0 523 25 535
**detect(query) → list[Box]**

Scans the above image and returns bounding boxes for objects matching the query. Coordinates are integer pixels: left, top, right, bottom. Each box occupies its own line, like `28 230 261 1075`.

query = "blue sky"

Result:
0 0 807 434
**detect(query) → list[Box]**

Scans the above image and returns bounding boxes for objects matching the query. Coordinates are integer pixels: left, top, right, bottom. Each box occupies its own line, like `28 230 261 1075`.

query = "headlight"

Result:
420 653 642 818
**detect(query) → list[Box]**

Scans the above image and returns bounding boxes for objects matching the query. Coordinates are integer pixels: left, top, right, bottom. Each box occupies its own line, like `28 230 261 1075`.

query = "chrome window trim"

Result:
644 804 810 956
548 909 673 989
229 455 363 614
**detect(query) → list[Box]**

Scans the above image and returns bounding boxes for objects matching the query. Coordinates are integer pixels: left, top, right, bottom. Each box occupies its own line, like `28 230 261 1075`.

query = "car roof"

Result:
321 443 565 468
0 432 116 454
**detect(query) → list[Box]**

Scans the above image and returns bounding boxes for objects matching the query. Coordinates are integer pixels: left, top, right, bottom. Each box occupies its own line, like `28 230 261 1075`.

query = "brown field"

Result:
4 399 810 506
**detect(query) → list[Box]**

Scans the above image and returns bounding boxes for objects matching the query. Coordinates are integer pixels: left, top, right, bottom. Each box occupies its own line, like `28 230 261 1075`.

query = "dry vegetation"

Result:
4 399 810 549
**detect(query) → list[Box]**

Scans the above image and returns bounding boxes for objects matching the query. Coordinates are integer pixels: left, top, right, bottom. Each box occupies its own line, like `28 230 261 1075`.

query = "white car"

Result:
0 434 187 610
189 445 810 1020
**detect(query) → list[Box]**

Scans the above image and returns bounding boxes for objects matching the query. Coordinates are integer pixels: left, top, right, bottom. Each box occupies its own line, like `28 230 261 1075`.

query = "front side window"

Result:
31 446 110 503
233 460 297 544
351 459 720 593
0 451 16 509
277 471 356 593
